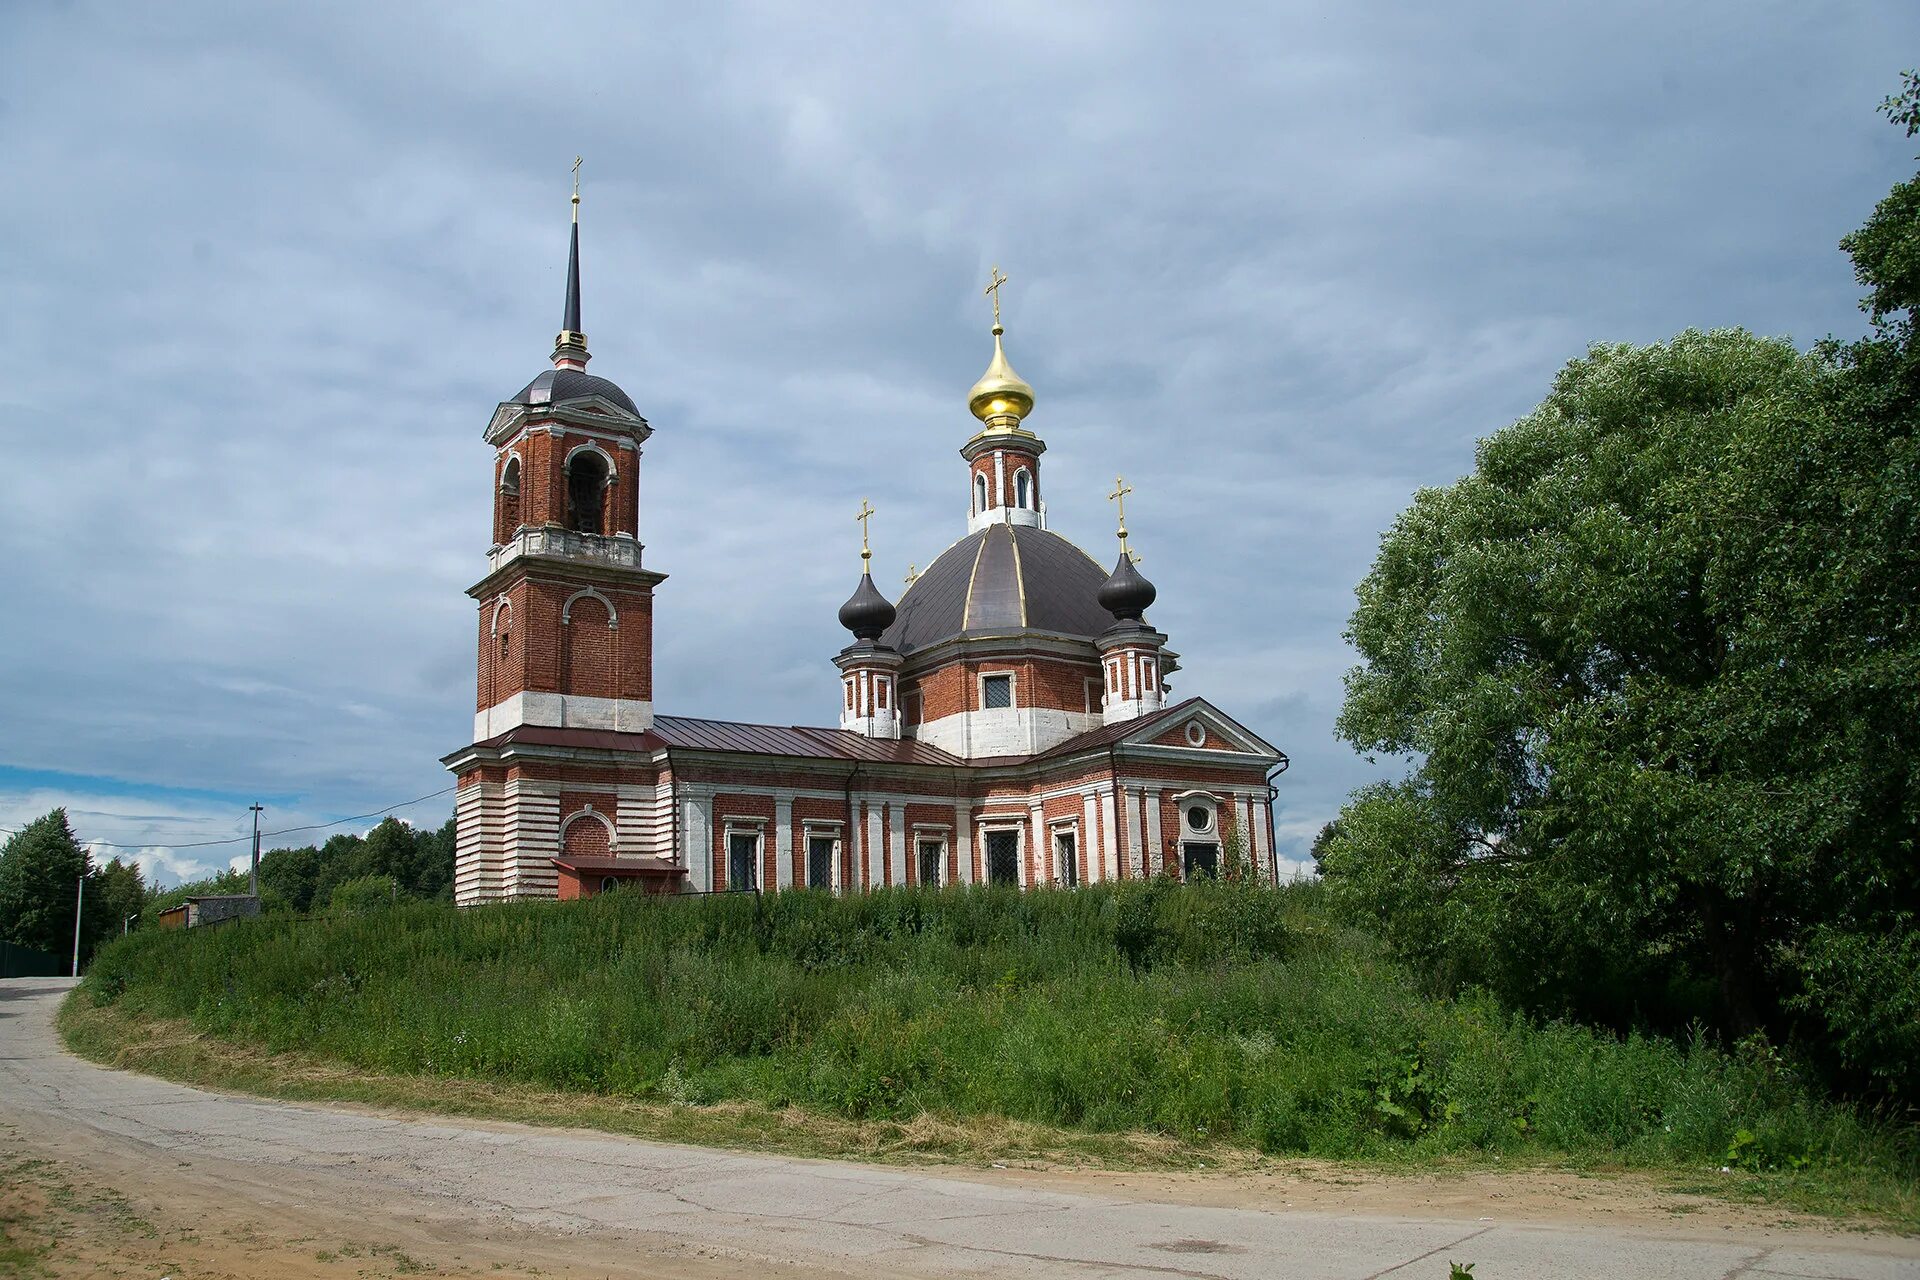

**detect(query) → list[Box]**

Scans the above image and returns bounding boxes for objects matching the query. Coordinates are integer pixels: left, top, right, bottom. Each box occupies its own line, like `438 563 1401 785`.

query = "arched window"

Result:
1015 468 1032 509
498 456 522 540
566 450 610 535
975 473 990 514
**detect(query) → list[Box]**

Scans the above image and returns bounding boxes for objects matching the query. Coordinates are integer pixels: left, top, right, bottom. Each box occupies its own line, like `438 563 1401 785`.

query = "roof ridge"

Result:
656 712 841 734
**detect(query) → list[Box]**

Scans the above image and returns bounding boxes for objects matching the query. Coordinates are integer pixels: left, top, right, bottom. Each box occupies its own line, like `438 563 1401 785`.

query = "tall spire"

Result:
552 156 589 371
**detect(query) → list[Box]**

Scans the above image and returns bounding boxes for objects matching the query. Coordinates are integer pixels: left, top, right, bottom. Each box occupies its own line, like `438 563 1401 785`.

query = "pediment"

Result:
1125 699 1280 759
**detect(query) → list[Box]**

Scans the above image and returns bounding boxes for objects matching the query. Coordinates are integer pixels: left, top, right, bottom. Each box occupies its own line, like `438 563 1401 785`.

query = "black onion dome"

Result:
512 368 641 416
881 523 1114 655
1098 552 1157 621
838 572 898 642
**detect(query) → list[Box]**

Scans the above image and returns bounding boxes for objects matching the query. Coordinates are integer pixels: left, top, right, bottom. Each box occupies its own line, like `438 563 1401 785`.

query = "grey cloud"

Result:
2 1 1914 872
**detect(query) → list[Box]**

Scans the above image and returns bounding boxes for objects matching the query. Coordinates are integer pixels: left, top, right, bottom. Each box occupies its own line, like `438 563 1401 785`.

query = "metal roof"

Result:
511 368 640 415
650 715 965 766
473 718 964 767
881 523 1116 655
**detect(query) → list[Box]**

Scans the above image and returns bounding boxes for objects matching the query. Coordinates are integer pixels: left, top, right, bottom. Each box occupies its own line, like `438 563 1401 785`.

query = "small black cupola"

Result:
1098 552 1157 622
838 573 897 642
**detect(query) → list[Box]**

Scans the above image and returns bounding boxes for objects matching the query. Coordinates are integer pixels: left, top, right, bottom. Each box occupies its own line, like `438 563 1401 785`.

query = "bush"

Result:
76 883 1914 1186
329 874 399 916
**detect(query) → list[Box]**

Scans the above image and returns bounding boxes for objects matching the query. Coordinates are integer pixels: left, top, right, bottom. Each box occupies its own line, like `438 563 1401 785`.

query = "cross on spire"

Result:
984 265 1009 330
1109 474 1134 534
904 564 920 588
571 155 582 222
855 499 876 566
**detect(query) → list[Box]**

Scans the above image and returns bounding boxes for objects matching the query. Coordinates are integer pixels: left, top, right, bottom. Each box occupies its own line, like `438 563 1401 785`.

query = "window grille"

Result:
983 674 1012 709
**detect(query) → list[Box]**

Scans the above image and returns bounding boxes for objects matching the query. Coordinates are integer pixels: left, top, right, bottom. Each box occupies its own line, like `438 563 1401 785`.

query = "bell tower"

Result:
468 168 665 740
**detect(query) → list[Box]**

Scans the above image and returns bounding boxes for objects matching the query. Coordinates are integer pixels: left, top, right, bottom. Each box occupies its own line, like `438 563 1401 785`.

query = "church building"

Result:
442 192 1288 904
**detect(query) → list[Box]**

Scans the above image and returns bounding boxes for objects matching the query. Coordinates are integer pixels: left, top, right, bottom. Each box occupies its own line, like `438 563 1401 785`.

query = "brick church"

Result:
443 195 1288 904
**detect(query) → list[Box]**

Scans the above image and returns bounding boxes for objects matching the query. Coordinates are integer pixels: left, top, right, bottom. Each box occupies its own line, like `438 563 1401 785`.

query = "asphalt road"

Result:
2 978 1913 1279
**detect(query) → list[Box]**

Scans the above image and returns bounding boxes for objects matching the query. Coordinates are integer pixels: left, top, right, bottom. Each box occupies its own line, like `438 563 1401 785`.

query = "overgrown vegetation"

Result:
0 810 147 968
149 816 456 918
1322 74 1920 1103
75 883 1916 1222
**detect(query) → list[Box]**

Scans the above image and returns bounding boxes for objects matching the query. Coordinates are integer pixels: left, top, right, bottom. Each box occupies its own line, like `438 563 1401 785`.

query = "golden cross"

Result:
984 265 1009 328
571 156 583 219
904 564 920 588
855 499 876 565
1109 476 1134 553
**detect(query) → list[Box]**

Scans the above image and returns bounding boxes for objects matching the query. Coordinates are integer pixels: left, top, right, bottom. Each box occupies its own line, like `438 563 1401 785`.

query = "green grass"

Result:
71 881 1918 1225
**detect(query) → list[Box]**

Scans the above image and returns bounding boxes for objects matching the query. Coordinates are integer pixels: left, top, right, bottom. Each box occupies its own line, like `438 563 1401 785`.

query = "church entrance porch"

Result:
552 858 685 900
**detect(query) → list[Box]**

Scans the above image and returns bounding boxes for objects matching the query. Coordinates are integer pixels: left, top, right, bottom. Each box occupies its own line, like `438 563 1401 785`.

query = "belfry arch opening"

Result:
497 456 522 541
566 449 610 535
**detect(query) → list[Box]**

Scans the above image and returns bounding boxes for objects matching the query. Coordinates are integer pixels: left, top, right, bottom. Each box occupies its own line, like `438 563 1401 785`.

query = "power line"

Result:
0 786 457 850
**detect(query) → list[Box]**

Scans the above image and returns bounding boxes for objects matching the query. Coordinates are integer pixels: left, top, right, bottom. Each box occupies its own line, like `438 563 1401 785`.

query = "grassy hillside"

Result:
73 882 1915 1219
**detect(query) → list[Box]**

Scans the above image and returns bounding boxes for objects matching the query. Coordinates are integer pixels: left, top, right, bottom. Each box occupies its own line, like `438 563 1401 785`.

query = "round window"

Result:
1185 805 1211 833
599 876 619 894
1184 721 1207 747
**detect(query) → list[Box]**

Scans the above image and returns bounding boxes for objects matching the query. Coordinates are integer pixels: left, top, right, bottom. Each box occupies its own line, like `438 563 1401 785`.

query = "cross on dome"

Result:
985 265 1009 331
855 499 876 565
1109 476 1134 553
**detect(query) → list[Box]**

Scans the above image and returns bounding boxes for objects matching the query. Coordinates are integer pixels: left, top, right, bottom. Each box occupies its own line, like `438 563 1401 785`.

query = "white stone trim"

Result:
863 805 882 891
976 817 1027 889
721 820 765 892
475 691 653 738
561 586 619 628
774 796 794 890
563 440 620 481
954 802 974 885
558 805 618 853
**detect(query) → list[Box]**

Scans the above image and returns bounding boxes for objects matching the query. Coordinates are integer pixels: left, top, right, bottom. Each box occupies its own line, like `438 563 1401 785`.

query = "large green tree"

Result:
0 809 92 959
1324 80 1920 1097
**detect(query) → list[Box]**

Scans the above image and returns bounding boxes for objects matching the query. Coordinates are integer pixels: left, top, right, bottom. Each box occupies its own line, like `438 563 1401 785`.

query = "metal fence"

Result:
0 940 66 979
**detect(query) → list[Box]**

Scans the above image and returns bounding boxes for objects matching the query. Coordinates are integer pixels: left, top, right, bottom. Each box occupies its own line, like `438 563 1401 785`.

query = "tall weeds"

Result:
82 882 1912 1178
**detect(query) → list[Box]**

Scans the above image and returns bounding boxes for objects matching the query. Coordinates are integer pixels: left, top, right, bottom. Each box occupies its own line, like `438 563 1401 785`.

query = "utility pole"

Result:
70 874 84 978
249 803 264 897
124 912 138 936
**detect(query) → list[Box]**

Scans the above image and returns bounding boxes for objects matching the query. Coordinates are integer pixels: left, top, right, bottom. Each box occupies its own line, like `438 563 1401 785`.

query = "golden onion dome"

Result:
967 324 1035 425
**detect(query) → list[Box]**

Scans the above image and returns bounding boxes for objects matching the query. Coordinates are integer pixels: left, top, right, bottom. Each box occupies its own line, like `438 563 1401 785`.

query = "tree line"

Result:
0 809 455 966
1319 76 1920 1102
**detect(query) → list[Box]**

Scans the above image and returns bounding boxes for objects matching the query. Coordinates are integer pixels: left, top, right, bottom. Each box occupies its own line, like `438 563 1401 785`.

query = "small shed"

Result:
156 895 262 930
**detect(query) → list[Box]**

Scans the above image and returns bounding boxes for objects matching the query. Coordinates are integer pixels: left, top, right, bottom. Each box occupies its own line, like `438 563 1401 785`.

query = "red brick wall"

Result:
563 816 611 857
562 594 617 698
712 793 775 891
968 447 1041 512
912 654 1100 719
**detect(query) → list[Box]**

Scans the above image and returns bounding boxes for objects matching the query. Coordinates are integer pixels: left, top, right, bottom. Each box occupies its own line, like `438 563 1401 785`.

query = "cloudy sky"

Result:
2 3 1915 886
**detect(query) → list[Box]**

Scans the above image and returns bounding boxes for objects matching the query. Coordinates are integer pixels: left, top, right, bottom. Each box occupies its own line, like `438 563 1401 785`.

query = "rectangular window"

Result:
985 830 1019 886
1055 830 1078 888
1182 842 1219 880
917 839 944 887
727 832 759 892
982 674 1013 710
1084 678 1102 714
806 836 835 890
